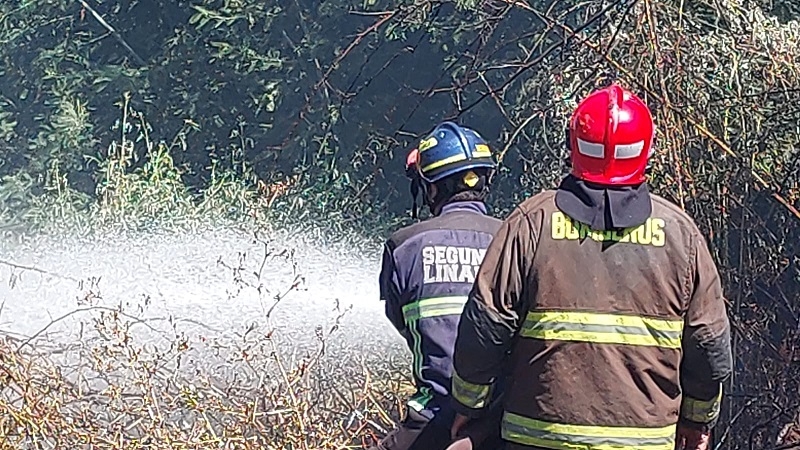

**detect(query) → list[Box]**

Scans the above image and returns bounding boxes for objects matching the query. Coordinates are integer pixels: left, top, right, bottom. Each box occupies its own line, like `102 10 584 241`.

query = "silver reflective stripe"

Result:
615 141 645 159
576 138 605 158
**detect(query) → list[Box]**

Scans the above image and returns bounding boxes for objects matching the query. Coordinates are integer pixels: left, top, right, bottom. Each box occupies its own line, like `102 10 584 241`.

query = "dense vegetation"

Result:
1 0 799 448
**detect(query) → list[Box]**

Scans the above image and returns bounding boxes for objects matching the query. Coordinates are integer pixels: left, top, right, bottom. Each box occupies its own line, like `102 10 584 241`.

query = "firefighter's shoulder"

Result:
385 219 428 251
385 212 464 250
518 189 557 211
649 192 706 238
504 189 557 224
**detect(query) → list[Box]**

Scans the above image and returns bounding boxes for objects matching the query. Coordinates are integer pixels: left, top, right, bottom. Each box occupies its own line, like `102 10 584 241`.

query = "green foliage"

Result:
28 95 97 176
0 0 799 445
0 98 17 143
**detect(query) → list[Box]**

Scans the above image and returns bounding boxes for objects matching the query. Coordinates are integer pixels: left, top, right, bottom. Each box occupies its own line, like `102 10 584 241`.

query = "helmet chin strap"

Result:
409 173 429 219
408 154 436 219
426 184 442 216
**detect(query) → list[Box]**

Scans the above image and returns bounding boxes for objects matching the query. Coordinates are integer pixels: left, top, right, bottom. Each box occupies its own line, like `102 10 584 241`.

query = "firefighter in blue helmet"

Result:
371 122 505 450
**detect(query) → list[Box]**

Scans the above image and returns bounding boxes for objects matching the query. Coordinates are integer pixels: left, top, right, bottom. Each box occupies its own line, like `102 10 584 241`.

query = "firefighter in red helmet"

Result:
449 84 732 450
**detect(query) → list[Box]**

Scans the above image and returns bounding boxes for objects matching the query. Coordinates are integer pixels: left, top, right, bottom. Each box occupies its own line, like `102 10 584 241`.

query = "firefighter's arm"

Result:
451 208 536 419
679 231 733 431
379 241 407 338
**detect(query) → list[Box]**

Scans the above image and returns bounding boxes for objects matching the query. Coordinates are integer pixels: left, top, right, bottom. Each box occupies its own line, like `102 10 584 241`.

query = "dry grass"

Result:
0 334 407 450
0 235 414 450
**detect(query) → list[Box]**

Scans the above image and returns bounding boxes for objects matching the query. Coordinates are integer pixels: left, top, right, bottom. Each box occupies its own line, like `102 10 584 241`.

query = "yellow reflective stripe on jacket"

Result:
402 296 468 322
680 385 722 423
502 412 676 450
452 371 493 410
402 296 468 385
520 311 684 349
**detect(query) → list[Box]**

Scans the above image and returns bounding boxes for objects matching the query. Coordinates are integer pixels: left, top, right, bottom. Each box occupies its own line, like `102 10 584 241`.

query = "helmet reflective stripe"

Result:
473 144 492 157
615 141 645 159
421 144 493 173
576 139 604 158
418 136 438 153
577 139 646 160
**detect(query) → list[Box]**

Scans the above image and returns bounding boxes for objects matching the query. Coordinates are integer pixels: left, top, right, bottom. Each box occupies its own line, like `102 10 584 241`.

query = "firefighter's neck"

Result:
426 185 478 216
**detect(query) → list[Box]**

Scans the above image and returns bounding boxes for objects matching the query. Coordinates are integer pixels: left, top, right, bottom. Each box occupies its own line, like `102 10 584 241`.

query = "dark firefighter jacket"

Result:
450 188 733 450
379 201 502 416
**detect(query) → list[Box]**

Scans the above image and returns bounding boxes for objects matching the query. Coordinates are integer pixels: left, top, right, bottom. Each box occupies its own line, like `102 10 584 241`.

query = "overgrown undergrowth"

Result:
0 231 411 449
0 74 407 450
0 91 402 243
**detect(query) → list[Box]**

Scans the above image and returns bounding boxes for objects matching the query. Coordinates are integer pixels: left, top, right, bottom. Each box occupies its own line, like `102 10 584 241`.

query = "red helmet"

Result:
568 84 654 185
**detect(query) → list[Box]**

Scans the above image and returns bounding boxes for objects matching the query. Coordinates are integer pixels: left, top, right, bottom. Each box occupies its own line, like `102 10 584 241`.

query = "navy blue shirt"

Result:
379 201 502 414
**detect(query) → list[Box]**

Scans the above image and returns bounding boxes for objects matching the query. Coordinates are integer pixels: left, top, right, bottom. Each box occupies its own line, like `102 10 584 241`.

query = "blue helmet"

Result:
414 121 496 183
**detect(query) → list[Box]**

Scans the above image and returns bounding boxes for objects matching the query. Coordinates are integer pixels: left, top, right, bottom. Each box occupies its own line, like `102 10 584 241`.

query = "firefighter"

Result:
448 84 733 450
372 121 505 450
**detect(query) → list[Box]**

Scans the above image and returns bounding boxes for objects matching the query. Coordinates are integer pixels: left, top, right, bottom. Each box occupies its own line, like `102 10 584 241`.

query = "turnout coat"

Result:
451 187 732 450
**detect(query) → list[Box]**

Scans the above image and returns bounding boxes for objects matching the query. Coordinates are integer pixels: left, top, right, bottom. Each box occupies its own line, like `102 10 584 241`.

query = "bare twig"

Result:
76 0 147 67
